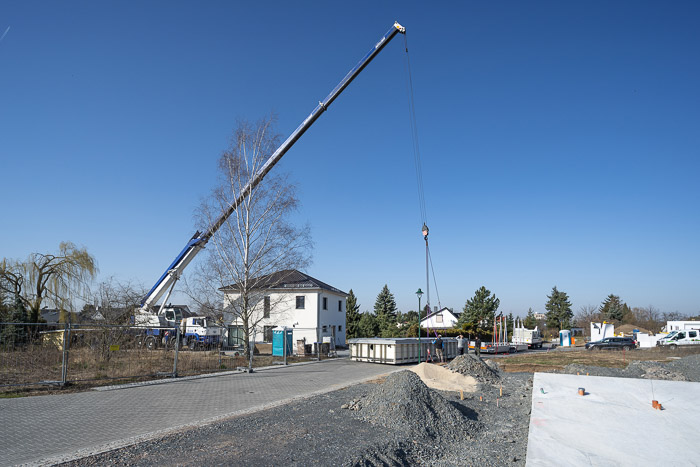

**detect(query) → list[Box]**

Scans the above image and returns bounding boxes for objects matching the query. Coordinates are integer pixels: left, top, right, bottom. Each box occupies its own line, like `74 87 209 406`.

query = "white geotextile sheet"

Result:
526 372 700 466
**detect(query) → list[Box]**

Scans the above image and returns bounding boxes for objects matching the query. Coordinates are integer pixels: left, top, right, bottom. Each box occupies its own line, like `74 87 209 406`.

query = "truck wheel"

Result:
144 336 157 351
189 339 197 351
669 344 677 350
622 345 631 351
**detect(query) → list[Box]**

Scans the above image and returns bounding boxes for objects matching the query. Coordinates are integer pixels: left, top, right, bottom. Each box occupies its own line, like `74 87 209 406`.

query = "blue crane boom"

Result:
139 21 406 317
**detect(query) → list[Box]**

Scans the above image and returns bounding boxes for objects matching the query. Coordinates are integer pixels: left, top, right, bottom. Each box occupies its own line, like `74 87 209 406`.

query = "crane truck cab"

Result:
180 316 223 350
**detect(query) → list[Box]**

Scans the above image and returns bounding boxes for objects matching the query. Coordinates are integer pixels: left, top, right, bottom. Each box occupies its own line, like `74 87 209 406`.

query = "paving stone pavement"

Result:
0 359 399 466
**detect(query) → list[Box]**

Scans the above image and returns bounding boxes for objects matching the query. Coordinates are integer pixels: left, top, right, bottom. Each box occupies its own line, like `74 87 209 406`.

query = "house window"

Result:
263 326 274 343
264 296 270 319
339 325 342 332
338 300 342 312
296 296 305 309
436 313 443 324
323 297 327 310
227 325 244 347
322 325 327 332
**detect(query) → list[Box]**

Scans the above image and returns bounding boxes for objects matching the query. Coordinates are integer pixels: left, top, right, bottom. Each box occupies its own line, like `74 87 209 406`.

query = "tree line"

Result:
345 284 699 340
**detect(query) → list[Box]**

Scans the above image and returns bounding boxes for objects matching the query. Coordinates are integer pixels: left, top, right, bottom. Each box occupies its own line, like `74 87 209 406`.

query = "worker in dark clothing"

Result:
475 337 481 357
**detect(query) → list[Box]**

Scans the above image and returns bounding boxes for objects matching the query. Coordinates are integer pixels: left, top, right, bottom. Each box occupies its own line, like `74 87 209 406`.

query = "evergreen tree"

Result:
545 286 573 331
345 289 361 339
523 307 537 328
2 294 27 346
507 312 514 337
373 284 398 333
458 286 500 334
357 312 379 337
0 290 10 321
599 294 628 322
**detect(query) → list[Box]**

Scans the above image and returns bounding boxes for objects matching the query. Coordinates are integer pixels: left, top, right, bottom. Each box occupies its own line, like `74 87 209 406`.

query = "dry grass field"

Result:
497 346 700 373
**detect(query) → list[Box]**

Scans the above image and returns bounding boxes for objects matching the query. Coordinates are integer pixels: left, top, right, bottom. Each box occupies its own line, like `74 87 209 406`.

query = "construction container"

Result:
348 337 457 365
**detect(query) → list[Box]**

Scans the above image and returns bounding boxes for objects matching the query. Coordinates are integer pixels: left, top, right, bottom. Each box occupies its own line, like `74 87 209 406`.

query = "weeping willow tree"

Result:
0 242 98 324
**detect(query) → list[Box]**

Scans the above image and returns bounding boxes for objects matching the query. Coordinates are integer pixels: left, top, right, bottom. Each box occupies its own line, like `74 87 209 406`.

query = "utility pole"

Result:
422 223 430 360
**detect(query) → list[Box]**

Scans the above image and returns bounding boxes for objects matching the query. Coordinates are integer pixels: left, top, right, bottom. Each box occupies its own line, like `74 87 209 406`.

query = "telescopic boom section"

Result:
140 21 406 310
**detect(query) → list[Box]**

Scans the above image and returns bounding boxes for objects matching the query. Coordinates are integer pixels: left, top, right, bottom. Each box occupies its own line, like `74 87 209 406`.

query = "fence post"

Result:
172 325 180 378
283 327 287 365
61 321 71 386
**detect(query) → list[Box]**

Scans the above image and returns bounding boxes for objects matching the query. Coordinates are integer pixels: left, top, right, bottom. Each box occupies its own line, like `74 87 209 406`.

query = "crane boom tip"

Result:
394 21 406 34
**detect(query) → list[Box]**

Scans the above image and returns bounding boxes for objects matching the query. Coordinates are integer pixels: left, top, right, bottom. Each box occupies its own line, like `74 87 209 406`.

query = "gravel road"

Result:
60 353 699 466
61 364 533 466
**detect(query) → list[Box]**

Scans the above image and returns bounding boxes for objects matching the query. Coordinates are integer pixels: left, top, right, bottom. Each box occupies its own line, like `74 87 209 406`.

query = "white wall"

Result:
590 322 615 341
224 289 346 348
421 309 458 330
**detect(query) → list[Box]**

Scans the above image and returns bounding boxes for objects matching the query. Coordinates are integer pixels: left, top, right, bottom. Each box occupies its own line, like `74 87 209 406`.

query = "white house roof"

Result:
221 269 347 295
422 307 460 321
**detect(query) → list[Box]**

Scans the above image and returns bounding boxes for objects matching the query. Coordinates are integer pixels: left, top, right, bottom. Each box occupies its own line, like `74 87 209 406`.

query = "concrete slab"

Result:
526 372 700 466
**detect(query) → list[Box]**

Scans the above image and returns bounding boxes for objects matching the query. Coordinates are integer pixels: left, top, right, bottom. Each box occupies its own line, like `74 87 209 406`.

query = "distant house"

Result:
534 312 546 320
221 270 347 348
420 307 460 330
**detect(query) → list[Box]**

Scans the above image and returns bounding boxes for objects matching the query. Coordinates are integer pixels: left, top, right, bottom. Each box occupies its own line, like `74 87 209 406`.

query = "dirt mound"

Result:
343 370 472 442
628 360 688 381
561 359 690 382
446 354 501 384
410 363 478 392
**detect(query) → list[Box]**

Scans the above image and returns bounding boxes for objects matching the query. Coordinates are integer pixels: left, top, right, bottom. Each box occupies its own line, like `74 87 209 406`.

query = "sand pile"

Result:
447 354 501 384
410 362 477 392
343 370 472 441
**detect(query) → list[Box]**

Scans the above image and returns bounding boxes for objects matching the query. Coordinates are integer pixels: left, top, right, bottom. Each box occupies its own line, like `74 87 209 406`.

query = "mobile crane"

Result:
133 22 407 347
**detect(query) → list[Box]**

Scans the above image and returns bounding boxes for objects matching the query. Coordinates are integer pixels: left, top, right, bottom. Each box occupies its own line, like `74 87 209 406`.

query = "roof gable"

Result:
221 269 346 295
423 307 460 321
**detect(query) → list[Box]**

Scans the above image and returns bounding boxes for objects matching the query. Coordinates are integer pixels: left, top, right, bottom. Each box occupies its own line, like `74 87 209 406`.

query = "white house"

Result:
420 307 460 330
221 269 347 349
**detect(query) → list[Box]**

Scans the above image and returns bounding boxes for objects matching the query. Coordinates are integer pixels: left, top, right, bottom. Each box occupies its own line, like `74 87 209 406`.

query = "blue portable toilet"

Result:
272 327 293 356
559 329 572 347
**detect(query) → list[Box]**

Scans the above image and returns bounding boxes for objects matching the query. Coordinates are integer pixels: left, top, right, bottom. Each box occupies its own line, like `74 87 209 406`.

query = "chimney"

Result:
434 306 438 312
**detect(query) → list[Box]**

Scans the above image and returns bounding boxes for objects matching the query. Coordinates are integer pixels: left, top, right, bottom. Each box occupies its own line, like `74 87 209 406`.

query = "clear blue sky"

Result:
1 1 699 317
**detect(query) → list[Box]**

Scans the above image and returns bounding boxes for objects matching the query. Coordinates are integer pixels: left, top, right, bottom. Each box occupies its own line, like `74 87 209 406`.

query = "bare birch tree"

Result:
190 116 312 360
88 277 147 324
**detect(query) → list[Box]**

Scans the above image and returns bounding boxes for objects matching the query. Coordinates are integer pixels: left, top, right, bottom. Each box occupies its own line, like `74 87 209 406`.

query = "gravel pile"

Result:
344 370 474 442
665 353 700 381
446 354 501 384
560 353 700 382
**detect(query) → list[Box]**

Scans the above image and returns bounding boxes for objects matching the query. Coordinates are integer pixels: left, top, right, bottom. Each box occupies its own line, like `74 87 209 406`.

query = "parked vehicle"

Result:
180 316 223 350
656 329 700 349
512 319 543 349
585 337 636 351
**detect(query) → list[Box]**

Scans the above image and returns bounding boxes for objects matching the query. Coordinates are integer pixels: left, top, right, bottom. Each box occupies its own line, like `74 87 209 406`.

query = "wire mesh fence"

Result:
0 322 231 392
0 322 342 393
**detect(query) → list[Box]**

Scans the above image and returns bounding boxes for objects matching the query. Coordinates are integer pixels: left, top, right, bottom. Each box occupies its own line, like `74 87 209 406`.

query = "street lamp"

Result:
416 288 424 362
